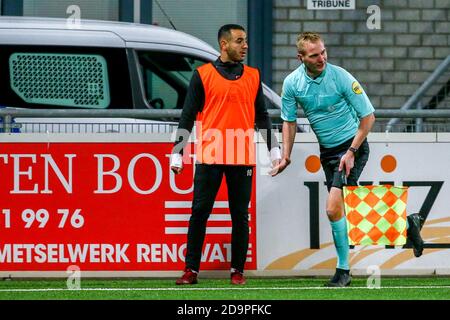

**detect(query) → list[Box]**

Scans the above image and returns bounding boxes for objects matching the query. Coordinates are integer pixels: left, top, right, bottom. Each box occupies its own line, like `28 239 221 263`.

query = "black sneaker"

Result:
325 269 351 287
407 213 425 258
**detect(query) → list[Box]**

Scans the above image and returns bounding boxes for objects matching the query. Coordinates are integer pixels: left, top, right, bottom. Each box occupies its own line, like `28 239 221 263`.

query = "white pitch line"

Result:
1 286 450 292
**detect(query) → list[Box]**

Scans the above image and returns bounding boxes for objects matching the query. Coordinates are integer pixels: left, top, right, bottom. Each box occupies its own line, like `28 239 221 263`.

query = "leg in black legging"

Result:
225 166 253 273
185 164 223 272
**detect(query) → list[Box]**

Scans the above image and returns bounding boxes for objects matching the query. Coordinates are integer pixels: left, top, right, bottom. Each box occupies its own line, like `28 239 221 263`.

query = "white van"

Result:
0 16 281 133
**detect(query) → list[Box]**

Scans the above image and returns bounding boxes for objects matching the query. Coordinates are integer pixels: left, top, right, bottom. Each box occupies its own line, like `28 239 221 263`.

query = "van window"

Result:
0 45 132 109
137 51 206 109
9 53 110 108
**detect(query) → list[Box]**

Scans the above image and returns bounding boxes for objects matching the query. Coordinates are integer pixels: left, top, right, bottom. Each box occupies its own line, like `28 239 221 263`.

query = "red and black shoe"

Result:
175 268 198 285
230 270 246 285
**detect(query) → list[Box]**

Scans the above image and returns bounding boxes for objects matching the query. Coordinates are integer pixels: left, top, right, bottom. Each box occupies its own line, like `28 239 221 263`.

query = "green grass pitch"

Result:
0 277 449 300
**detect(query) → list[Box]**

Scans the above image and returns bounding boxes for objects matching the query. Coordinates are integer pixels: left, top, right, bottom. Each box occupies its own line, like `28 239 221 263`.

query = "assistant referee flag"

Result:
343 185 408 246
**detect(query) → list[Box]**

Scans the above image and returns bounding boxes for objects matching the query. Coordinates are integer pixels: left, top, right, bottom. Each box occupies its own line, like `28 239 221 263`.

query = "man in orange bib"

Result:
170 24 281 285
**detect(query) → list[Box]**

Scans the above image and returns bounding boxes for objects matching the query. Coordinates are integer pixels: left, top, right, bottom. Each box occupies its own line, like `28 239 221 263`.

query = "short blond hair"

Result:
296 32 323 54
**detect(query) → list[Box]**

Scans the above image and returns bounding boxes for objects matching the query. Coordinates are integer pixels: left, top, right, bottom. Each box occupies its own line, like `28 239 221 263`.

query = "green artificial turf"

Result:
0 277 449 300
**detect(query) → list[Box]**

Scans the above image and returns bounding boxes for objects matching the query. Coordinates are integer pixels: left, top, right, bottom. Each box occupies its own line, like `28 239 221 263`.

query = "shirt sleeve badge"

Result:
352 81 363 94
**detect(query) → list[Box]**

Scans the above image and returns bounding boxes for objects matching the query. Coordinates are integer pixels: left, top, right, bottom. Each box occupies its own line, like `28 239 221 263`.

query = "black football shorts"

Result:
320 137 370 192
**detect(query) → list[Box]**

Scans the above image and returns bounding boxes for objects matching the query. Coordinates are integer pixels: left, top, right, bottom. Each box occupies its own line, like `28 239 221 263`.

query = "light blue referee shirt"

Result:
281 63 375 148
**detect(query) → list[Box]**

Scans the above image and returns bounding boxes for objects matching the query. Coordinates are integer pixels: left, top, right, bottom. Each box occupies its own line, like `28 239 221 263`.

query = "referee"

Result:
272 32 424 287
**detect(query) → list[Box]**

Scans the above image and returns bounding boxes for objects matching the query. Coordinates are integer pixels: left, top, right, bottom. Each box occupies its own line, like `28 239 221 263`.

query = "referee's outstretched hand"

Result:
270 158 291 177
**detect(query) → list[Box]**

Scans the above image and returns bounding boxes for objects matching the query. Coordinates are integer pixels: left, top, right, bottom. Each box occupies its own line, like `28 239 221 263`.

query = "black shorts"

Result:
320 137 370 192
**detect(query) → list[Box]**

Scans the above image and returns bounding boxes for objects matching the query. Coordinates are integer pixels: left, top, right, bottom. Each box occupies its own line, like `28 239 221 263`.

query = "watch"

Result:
348 147 358 154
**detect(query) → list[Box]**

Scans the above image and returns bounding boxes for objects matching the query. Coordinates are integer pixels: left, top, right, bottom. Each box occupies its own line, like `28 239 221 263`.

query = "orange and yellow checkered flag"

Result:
343 185 408 246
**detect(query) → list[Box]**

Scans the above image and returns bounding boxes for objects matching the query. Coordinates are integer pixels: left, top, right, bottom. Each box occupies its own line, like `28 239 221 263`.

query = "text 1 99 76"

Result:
1 208 84 229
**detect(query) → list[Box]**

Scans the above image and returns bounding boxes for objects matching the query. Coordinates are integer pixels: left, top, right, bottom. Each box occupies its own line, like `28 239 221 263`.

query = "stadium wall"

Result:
272 0 450 110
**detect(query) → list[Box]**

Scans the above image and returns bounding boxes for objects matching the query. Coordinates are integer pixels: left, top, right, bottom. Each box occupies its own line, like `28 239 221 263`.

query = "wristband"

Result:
170 153 183 168
348 147 358 154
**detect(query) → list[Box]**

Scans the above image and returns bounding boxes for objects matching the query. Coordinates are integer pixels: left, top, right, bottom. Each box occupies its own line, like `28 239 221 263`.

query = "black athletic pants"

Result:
185 164 253 273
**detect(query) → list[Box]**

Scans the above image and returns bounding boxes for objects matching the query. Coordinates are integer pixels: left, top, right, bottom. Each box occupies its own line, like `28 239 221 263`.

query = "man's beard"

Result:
228 49 244 63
